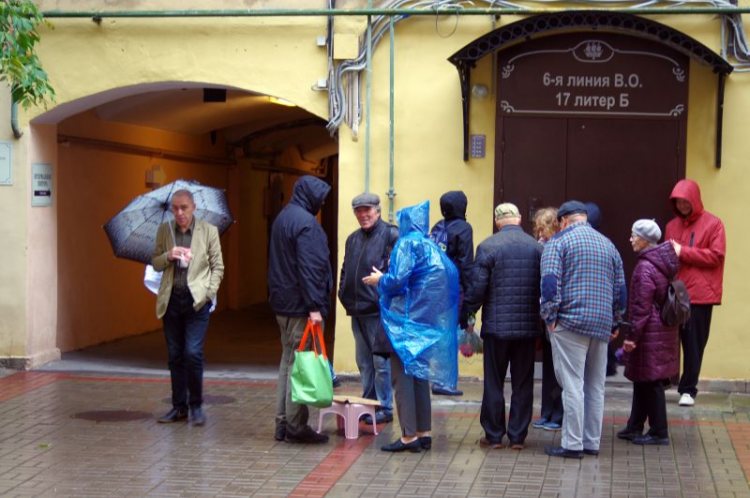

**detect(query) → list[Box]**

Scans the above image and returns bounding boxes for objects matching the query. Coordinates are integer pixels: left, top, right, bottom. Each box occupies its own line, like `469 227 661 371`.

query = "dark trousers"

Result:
678 304 714 398
391 353 431 437
626 380 668 438
480 337 536 445
163 289 210 410
540 336 564 425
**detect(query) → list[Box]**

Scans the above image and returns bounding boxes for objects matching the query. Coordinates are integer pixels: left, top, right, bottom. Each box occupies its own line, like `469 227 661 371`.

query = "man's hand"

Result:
362 266 383 286
670 239 682 257
309 311 323 325
168 246 192 262
610 328 620 342
623 340 636 353
547 321 556 332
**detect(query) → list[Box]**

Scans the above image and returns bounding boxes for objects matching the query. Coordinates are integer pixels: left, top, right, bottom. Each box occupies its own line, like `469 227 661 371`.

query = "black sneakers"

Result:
285 425 329 444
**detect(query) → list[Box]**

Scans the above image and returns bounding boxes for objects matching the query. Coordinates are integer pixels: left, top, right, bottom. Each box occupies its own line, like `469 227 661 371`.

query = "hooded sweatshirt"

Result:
267 175 333 316
664 180 726 305
431 191 474 293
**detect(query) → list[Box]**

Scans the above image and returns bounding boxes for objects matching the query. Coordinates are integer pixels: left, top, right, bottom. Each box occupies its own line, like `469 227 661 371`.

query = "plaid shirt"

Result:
540 221 627 342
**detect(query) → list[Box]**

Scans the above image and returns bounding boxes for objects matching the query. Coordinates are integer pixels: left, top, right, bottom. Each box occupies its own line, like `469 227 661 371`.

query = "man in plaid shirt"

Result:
540 201 627 459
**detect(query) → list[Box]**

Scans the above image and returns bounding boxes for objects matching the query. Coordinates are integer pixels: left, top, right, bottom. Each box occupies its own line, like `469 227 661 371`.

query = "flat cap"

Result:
557 200 588 221
352 192 380 209
494 202 520 220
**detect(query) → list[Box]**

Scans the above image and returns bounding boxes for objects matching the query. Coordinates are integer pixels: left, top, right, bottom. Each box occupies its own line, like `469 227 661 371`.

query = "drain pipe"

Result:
11 101 23 139
386 15 396 223
364 0 373 193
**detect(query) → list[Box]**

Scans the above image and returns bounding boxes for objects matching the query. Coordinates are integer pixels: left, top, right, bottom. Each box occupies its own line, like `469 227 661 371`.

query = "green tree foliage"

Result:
1 0 55 108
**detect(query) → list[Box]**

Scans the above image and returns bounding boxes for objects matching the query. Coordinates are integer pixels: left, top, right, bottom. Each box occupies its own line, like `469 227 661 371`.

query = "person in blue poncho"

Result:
363 201 460 453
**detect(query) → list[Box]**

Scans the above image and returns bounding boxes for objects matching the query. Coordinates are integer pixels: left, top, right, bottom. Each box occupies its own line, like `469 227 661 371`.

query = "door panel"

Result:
566 118 680 281
498 117 567 236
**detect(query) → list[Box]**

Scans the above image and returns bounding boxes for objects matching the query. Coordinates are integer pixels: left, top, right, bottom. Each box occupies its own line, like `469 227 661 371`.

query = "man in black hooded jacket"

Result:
268 175 332 444
430 190 474 396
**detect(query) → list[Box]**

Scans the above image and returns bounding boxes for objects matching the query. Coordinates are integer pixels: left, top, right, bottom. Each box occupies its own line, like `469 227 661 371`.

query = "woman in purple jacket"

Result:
618 219 680 446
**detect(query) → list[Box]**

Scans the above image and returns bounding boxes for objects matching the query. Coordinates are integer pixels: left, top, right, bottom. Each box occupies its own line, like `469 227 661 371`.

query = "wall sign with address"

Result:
32 163 53 207
497 33 689 119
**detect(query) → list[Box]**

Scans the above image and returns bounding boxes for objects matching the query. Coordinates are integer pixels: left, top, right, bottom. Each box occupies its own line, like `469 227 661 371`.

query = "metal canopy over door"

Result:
495 31 689 281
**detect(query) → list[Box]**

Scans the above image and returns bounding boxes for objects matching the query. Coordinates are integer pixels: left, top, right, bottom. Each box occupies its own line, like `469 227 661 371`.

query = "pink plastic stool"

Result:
317 395 380 439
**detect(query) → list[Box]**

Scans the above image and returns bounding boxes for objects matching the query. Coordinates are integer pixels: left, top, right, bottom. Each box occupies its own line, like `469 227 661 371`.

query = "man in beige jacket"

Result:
152 189 224 426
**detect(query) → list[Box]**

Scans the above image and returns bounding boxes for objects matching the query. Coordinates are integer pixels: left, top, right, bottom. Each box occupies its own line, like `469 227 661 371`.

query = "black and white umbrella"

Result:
103 179 233 264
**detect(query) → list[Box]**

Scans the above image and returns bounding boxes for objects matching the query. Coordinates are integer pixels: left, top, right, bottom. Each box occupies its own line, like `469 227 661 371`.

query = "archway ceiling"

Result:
94 88 315 137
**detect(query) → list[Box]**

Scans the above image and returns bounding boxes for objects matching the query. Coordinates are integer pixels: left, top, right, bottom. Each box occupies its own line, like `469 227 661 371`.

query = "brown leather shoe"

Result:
510 442 525 450
479 437 503 449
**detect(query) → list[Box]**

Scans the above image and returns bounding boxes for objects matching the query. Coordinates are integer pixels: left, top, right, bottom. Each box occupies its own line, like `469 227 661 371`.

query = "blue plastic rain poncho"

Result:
378 201 460 386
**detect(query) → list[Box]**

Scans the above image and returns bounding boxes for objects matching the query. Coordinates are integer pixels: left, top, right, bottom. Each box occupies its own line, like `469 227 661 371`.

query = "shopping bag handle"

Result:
297 319 328 360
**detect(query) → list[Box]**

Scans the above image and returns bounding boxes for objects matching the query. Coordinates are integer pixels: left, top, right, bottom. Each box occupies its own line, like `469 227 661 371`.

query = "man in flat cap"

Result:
540 200 626 459
338 193 399 424
462 202 542 450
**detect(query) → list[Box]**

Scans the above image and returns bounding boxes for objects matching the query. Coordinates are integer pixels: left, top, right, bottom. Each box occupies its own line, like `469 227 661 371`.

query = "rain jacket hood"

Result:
378 201 460 386
664 179 726 305
670 179 704 224
440 191 468 221
641 242 679 281
398 200 430 237
291 175 331 216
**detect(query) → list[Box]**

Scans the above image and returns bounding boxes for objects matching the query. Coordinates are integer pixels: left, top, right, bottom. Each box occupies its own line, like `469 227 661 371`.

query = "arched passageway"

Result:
31 82 338 376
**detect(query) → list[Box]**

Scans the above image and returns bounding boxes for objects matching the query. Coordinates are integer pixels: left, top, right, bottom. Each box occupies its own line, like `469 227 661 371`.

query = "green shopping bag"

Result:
291 320 333 408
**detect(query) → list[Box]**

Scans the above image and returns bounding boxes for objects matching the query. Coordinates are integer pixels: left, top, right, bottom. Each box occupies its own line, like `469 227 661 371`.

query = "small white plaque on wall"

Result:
32 163 52 207
0 141 12 186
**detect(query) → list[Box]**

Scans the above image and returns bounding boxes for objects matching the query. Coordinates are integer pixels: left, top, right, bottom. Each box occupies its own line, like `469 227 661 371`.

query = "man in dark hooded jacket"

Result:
664 179 726 407
430 191 474 396
268 175 332 444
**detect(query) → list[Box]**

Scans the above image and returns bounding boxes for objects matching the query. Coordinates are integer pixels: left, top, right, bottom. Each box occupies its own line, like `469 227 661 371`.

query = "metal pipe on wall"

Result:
11 102 23 139
387 15 396 223
40 7 750 18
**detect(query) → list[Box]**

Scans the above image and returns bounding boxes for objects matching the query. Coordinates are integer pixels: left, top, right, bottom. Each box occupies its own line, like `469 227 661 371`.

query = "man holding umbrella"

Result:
152 189 225 426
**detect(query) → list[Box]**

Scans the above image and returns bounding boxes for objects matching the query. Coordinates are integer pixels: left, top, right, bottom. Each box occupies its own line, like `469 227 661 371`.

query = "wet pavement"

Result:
0 369 748 497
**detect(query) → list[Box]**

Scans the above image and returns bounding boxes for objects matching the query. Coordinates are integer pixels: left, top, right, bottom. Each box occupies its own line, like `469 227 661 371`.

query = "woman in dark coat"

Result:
618 219 680 446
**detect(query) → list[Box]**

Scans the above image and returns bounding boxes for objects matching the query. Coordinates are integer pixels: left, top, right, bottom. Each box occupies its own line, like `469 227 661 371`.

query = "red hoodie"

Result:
664 180 726 305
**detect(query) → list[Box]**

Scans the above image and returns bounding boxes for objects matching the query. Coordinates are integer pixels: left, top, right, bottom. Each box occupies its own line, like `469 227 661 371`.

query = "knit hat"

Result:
631 219 661 244
494 202 520 220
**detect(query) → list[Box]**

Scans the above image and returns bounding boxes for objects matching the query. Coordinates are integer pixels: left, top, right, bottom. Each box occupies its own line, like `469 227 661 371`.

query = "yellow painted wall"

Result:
0 89 29 360
2 6 747 382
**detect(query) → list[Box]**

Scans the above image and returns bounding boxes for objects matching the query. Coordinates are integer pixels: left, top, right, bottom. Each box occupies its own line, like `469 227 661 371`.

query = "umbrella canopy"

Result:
103 179 233 264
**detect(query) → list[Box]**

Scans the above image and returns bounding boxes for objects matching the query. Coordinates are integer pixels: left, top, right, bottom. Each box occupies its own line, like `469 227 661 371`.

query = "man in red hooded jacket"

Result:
665 179 726 407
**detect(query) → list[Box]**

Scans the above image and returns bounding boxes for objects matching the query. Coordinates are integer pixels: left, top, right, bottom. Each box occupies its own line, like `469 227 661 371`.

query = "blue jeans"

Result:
163 288 210 410
352 316 393 415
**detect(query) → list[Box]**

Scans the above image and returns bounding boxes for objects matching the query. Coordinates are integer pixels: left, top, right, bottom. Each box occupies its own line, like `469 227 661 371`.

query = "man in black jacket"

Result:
268 175 332 445
430 190 474 396
462 203 542 450
339 193 398 424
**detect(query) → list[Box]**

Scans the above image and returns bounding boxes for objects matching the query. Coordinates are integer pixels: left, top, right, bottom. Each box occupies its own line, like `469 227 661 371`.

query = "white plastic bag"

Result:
144 265 216 313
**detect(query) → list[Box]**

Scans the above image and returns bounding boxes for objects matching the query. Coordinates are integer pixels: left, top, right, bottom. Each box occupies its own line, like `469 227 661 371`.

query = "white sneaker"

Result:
679 393 695 406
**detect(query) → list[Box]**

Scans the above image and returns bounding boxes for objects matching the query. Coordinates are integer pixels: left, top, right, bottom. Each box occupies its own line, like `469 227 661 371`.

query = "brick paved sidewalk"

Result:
0 372 748 497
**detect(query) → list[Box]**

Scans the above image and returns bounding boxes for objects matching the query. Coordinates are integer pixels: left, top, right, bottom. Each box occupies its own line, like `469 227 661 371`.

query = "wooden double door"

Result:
497 116 683 281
